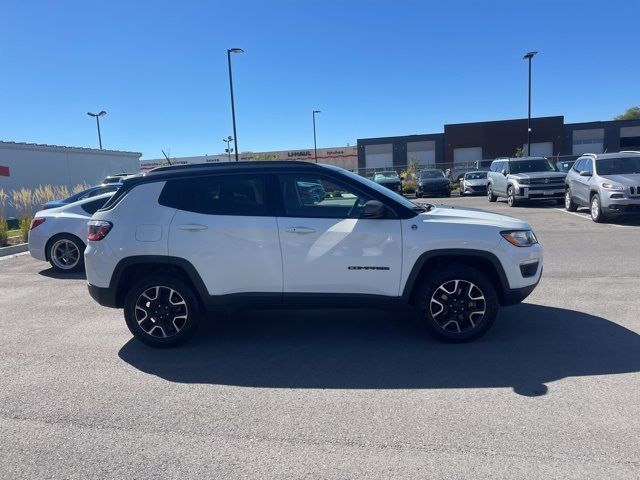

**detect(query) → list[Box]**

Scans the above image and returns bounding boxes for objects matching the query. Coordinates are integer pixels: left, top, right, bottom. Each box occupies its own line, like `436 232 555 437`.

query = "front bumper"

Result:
601 193 640 213
514 184 565 200
418 184 451 195
462 185 487 195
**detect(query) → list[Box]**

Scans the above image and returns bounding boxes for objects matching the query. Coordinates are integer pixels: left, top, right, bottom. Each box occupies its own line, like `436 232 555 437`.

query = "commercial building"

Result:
0 141 141 217
357 116 640 174
141 145 358 172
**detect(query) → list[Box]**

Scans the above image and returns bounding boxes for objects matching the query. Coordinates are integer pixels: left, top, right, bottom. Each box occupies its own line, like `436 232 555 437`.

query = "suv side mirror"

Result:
501 169 508 176
361 200 387 219
579 170 591 177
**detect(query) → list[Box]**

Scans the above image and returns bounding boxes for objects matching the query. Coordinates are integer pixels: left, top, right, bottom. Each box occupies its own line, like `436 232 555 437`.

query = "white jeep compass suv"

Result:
85 162 543 347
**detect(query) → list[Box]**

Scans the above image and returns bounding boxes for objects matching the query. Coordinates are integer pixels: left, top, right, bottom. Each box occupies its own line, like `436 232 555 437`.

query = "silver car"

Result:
565 151 640 222
459 171 488 196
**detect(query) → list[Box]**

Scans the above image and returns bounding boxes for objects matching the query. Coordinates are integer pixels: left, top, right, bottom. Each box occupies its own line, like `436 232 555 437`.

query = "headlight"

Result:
500 230 538 247
517 178 530 185
601 183 624 191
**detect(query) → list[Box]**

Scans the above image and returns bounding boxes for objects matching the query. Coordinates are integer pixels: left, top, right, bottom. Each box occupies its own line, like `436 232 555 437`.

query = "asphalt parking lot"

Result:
1 196 639 479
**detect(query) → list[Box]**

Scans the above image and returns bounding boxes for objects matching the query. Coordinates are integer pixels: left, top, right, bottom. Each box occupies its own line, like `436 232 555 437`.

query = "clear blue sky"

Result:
1 0 638 159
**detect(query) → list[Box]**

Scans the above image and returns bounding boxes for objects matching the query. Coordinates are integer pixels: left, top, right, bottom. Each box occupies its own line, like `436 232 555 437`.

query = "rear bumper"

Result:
87 283 119 308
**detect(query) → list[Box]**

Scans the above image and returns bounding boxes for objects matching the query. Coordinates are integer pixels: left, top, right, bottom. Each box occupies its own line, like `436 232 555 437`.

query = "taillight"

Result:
87 220 113 241
30 217 46 230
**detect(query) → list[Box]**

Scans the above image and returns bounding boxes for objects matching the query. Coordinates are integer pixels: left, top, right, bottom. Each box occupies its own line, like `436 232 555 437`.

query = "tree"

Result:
614 105 640 120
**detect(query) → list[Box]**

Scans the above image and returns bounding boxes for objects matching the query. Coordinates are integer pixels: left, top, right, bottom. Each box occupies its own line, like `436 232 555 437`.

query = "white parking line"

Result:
552 208 633 228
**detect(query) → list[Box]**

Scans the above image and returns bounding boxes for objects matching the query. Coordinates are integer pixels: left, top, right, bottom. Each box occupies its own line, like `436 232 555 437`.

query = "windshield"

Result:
556 161 575 173
420 170 444 179
464 172 487 180
374 171 399 180
596 157 640 175
336 168 426 211
509 159 555 174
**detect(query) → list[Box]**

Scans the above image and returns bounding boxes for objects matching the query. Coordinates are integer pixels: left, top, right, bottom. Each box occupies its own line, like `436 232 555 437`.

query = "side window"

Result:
81 197 110 215
582 159 593 175
573 159 584 172
490 162 499 172
160 175 268 216
279 174 373 219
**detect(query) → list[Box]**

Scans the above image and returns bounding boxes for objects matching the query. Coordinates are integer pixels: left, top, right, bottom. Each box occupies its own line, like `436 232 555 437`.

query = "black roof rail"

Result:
149 160 321 174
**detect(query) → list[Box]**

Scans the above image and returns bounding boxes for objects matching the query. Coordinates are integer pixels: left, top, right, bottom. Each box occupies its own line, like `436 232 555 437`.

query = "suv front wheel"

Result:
507 186 518 207
590 193 607 223
124 276 201 347
415 265 499 342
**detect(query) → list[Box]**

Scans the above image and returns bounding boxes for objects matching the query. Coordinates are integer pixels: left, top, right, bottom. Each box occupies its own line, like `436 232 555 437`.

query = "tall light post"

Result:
223 135 233 162
227 48 244 161
312 110 321 163
87 111 107 150
523 51 537 156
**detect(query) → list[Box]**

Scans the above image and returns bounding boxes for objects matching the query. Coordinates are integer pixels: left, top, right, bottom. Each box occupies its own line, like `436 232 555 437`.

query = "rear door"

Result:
165 174 282 298
276 172 403 297
573 158 592 205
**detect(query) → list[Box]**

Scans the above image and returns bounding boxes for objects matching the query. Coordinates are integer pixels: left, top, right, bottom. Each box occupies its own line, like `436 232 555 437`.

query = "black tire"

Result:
47 234 85 273
459 189 464 196
415 191 422 198
590 193 607 223
507 186 518 207
444 191 451 198
564 189 578 211
415 265 499 342
487 185 497 202
124 275 201 347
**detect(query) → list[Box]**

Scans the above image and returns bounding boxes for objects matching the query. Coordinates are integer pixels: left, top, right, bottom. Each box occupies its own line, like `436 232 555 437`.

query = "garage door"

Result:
365 144 393 169
453 147 482 165
524 142 554 156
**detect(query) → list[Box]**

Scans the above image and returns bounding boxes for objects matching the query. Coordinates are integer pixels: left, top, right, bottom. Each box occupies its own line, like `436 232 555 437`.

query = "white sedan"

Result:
29 193 113 272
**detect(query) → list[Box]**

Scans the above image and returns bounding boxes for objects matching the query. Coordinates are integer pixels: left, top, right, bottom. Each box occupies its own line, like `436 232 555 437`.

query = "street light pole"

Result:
223 136 233 162
87 111 107 150
312 110 321 163
227 48 244 161
523 51 537 156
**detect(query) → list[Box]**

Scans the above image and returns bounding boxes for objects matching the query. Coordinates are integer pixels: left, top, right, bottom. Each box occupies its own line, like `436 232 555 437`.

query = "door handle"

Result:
285 226 316 234
177 224 208 232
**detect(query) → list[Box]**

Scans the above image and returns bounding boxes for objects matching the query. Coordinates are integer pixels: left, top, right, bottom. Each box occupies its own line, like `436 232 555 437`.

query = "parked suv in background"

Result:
85 162 542 347
564 151 640 222
487 157 566 207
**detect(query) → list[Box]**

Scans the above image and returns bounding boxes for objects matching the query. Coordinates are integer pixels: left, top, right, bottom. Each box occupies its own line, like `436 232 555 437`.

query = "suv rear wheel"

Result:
124 276 201 347
415 265 499 342
565 188 578 212
487 185 497 202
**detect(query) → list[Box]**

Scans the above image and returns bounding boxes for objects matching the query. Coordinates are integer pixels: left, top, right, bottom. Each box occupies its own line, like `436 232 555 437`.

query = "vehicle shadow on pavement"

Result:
118 304 640 397
38 268 86 280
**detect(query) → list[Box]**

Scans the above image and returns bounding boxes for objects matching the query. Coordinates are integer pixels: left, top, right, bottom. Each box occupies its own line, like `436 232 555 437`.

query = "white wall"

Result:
0 142 140 217
407 141 436 166
365 144 393 169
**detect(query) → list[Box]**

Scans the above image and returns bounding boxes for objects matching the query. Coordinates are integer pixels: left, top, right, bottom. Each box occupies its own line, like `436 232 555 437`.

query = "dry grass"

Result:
11 188 36 242
0 189 8 247
72 183 89 194
54 185 71 199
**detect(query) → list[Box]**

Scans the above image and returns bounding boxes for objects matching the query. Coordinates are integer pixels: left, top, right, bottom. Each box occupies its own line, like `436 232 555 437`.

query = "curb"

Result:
0 243 28 258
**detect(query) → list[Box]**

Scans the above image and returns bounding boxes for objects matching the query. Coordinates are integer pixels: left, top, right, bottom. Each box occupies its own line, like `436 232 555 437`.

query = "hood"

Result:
375 178 401 184
419 177 449 184
510 172 566 180
463 179 487 186
420 204 530 230
599 174 640 185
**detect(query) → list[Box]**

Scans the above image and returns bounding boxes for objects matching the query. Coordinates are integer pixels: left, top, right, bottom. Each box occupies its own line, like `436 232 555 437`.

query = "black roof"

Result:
123 161 329 188
149 160 323 175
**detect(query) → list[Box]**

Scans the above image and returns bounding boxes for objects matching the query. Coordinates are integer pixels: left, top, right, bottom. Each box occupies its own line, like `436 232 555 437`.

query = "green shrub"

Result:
0 220 7 247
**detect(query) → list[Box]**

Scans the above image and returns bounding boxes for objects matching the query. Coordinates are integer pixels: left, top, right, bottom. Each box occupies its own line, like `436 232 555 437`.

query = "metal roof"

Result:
0 140 141 157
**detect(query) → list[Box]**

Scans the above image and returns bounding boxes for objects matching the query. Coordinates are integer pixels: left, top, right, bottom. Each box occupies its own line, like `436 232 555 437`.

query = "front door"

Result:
276 173 403 297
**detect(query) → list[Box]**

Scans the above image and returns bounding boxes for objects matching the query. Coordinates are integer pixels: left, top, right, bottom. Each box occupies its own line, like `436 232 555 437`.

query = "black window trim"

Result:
158 172 276 217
